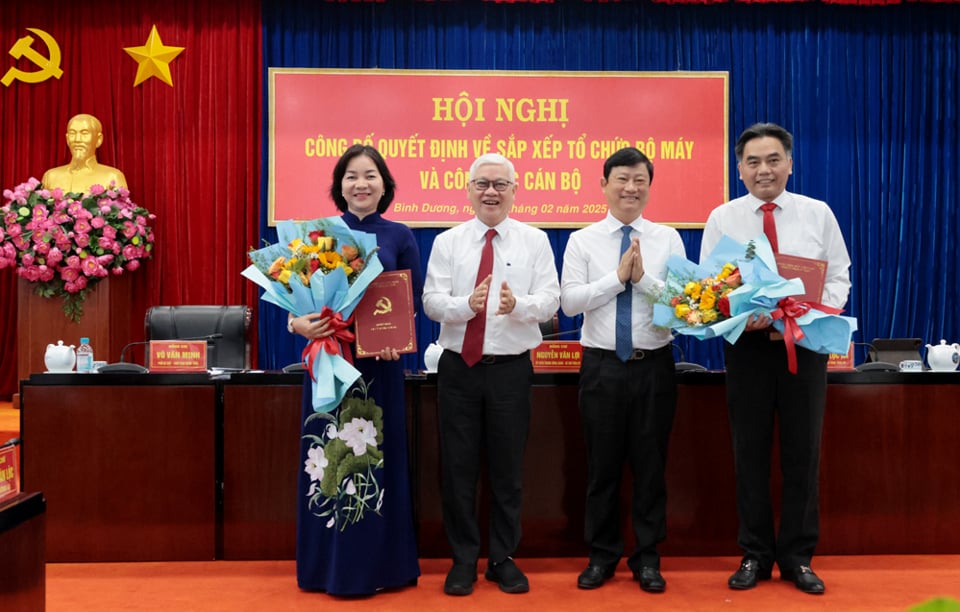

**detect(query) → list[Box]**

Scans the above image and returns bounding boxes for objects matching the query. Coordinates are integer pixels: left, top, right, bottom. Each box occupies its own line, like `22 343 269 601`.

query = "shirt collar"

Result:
470 216 509 240
747 191 791 212
342 210 381 225
603 212 644 237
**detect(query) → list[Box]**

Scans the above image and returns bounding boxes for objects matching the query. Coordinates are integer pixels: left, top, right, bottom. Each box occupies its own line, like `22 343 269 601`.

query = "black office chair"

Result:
145 305 252 369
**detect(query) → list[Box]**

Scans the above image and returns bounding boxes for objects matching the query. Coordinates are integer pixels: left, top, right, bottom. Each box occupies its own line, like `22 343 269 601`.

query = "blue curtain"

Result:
260 1 960 371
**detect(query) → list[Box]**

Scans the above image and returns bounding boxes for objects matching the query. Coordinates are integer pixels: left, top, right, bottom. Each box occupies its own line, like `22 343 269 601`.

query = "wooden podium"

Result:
0 492 46 610
14 275 133 408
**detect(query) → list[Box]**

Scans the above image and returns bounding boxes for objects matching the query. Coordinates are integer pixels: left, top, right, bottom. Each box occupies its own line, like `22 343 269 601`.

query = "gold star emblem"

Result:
124 25 184 87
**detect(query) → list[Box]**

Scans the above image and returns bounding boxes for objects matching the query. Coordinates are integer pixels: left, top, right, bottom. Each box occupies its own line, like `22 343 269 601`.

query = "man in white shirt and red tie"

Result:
561 147 685 594
423 153 560 597
700 123 851 595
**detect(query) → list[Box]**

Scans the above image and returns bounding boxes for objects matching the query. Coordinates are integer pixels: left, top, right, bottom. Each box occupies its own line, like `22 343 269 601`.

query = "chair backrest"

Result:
145 305 252 369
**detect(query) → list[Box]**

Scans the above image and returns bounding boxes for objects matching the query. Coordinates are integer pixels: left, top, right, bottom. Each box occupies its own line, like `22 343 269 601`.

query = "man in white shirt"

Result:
700 123 851 595
423 153 560 596
561 147 685 594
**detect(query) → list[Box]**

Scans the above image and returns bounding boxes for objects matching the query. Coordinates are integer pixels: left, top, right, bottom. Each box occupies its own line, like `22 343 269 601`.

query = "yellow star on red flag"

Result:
124 25 184 87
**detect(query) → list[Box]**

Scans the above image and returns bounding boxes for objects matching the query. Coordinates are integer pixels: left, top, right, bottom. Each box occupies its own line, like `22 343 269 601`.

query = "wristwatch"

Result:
287 316 295 334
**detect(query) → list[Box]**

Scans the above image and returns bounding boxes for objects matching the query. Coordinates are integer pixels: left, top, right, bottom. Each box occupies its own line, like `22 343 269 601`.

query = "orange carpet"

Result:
13 401 960 610
45 556 960 611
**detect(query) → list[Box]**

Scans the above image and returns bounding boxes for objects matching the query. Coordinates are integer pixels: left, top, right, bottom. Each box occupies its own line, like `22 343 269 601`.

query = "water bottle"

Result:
76 337 94 373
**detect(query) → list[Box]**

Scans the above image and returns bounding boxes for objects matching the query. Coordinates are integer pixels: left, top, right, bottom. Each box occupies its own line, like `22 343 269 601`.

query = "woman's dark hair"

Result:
329 144 397 213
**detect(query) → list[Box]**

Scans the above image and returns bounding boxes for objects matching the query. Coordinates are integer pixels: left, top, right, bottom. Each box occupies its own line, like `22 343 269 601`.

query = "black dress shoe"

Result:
781 565 825 594
632 566 666 593
577 564 615 589
728 557 772 590
444 563 477 596
484 557 529 594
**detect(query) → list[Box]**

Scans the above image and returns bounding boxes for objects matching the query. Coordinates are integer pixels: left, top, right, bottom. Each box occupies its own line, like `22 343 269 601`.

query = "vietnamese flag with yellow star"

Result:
0 1 262 388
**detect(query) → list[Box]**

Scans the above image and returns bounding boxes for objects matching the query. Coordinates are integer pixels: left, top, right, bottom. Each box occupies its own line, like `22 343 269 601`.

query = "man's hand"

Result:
469 275 492 312
617 237 645 284
743 312 773 332
496 281 517 315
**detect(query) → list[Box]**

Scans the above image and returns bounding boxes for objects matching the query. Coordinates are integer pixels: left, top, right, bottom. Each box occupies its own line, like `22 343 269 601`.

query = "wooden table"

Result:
19 370 960 561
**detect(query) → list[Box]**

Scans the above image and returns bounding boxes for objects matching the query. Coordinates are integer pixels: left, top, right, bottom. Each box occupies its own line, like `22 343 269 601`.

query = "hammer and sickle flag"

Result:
124 25 184 87
2 28 63 87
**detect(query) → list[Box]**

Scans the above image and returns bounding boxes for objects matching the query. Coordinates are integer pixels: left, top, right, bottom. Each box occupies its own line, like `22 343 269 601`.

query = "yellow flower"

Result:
318 251 343 270
700 287 716 310
717 262 736 279
675 303 691 318
684 281 701 299
277 269 292 285
701 309 718 324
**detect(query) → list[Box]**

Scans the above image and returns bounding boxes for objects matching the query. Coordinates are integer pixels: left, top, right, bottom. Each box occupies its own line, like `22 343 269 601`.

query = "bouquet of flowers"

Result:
669 260 744 328
303 379 385 530
1 178 155 322
242 216 383 412
653 234 858 373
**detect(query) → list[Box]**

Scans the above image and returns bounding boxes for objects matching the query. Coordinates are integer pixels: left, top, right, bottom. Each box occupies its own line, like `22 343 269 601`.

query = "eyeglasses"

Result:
471 179 514 192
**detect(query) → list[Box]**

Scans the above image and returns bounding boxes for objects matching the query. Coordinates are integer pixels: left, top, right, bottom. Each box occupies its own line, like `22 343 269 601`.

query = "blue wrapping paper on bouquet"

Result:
242 216 383 412
652 234 857 373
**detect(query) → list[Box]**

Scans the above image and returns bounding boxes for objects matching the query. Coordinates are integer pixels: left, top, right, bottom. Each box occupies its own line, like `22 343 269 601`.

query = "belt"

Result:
585 346 672 361
450 350 530 365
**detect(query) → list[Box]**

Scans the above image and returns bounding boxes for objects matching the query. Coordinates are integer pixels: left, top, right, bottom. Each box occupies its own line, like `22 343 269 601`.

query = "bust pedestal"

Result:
13 275 132 408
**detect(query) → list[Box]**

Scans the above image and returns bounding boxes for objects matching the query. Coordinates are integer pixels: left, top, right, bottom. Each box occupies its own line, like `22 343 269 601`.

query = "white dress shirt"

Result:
561 212 686 351
700 191 851 310
423 217 561 355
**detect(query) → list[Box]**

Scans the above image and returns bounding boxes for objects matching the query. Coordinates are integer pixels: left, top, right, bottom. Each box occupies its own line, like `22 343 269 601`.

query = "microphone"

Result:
852 341 898 371
540 328 581 340
1 436 21 449
98 333 225 374
671 342 708 372
852 341 878 362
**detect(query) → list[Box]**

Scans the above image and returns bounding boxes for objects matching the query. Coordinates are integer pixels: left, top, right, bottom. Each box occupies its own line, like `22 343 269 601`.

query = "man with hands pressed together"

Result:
423 153 560 596
561 147 685 594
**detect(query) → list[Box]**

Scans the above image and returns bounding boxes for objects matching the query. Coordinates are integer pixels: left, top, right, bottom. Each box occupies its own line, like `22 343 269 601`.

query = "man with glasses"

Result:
424 153 560 596
560 147 685 593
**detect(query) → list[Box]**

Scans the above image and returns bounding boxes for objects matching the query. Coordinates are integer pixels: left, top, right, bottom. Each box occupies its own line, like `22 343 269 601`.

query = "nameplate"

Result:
532 341 582 372
148 340 208 372
827 341 855 371
0 446 19 502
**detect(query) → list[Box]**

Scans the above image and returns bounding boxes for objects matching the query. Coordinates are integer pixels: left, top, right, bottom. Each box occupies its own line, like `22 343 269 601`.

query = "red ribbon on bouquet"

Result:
770 297 843 374
302 306 355 381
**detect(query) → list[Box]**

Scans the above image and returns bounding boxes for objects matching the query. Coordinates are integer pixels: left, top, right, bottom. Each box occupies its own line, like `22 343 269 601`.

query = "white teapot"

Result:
44 340 76 372
925 339 960 372
423 342 443 373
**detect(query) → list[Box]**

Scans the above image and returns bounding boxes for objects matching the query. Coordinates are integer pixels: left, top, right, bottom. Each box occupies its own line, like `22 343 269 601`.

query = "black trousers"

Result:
723 332 828 572
436 350 533 565
579 346 677 571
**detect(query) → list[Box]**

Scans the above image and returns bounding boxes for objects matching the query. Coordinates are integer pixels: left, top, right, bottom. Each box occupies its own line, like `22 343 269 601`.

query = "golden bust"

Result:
41 113 127 194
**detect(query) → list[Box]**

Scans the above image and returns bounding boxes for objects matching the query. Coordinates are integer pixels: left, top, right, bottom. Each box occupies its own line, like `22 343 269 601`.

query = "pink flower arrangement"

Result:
1 177 155 321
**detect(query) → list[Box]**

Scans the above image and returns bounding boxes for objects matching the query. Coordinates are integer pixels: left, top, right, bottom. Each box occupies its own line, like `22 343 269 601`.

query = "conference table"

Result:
18 369 960 562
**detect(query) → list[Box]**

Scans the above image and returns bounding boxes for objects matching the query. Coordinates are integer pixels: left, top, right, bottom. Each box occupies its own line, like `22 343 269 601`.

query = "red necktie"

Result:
461 228 497 366
760 202 779 253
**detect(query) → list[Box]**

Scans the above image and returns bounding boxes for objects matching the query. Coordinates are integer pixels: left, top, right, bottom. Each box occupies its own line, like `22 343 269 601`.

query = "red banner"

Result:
270 69 728 228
